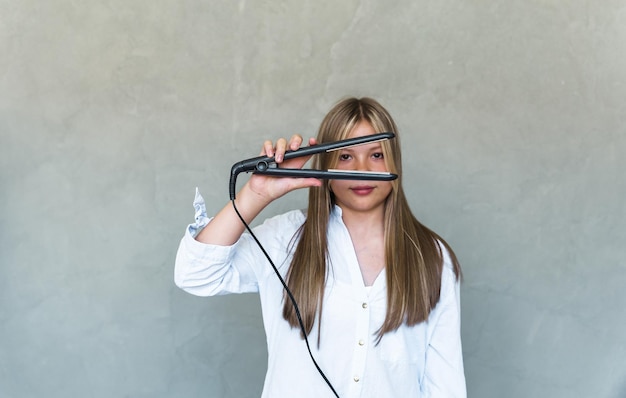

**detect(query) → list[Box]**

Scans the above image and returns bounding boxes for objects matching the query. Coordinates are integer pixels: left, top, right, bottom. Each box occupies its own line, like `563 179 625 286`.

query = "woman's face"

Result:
328 121 393 217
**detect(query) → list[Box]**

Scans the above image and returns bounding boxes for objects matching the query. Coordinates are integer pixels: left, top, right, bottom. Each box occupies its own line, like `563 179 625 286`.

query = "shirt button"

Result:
358 339 365 346
362 302 368 309
353 376 360 382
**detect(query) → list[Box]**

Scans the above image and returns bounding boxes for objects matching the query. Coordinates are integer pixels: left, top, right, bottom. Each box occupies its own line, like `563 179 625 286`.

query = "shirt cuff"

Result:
187 187 210 238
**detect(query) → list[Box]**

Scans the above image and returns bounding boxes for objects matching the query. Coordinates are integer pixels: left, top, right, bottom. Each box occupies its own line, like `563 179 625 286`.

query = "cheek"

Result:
376 161 389 172
329 180 348 192
381 182 393 196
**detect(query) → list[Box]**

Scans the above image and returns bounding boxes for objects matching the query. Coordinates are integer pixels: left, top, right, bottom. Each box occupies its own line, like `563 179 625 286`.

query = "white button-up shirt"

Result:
175 190 466 398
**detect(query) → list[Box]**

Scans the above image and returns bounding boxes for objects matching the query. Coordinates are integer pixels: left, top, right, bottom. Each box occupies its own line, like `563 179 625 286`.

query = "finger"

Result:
275 138 287 162
262 140 274 157
286 177 323 192
288 134 304 151
294 178 322 189
279 137 318 170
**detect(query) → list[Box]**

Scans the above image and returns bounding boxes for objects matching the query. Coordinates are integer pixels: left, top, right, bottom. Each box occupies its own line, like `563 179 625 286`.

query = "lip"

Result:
350 185 375 195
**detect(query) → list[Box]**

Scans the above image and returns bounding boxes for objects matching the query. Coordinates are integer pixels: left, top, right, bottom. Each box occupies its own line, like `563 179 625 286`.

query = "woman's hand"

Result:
246 134 322 204
195 134 321 246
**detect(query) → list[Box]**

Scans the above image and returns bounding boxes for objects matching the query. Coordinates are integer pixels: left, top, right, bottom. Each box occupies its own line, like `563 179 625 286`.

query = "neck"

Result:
338 205 385 235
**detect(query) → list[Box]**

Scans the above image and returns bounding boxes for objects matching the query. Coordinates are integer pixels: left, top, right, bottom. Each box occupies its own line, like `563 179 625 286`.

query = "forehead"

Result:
347 121 376 139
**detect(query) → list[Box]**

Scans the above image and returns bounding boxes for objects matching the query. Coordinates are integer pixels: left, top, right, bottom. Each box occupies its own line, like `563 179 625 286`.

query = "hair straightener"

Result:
229 132 398 200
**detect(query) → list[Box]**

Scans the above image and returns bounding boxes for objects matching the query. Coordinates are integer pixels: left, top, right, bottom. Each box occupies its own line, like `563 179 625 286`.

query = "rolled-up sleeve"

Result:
174 189 259 296
422 250 466 397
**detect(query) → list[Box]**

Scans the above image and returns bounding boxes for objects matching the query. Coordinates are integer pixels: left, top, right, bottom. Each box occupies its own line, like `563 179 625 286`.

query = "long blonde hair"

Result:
282 97 461 343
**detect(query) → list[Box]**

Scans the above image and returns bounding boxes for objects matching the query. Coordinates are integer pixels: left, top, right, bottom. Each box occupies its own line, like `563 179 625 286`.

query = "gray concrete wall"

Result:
1 1 625 397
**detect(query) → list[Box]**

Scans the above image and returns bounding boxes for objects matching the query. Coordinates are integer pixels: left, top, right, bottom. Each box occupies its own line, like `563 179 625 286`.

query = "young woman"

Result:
175 97 466 397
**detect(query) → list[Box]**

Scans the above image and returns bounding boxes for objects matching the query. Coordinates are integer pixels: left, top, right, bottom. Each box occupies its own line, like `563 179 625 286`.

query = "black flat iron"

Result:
229 132 398 199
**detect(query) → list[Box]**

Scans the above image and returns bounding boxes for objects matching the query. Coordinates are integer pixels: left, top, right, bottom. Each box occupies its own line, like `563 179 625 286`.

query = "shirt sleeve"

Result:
174 188 260 296
421 248 467 397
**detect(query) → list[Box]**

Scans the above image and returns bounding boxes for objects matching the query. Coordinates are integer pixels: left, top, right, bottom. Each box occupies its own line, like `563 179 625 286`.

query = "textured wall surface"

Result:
1 1 625 397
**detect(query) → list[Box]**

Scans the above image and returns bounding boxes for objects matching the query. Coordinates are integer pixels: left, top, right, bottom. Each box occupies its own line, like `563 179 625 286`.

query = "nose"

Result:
354 156 371 172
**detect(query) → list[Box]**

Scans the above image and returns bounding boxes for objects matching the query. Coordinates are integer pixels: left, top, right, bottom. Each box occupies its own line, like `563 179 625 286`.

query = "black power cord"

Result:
226 134 398 397
230 199 340 398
